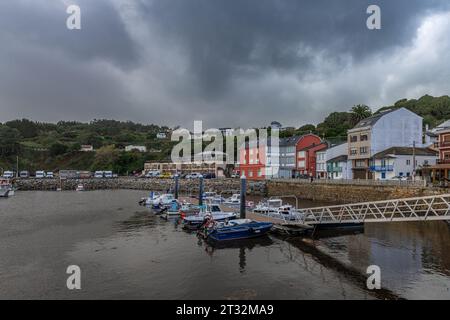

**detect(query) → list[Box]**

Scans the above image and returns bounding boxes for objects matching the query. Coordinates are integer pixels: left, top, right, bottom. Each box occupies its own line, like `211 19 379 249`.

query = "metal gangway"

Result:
250 194 450 226
300 194 450 225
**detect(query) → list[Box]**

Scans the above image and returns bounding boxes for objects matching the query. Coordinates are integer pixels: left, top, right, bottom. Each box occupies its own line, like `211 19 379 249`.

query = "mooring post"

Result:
198 175 204 206
174 174 179 199
240 175 246 219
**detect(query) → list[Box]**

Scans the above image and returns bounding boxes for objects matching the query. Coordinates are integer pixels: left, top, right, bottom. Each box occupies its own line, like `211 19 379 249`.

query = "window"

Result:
298 151 305 158
381 172 386 179
249 171 253 177
355 160 366 168
406 159 411 165
360 134 368 141
350 148 357 155
350 135 358 142
258 169 262 177
360 147 368 154
298 160 305 168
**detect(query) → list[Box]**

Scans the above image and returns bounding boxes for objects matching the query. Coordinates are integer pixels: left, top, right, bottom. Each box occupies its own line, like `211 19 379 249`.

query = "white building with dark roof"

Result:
348 107 423 179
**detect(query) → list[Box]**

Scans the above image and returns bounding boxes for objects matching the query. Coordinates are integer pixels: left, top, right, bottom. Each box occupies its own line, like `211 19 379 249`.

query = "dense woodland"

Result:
1 95 449 174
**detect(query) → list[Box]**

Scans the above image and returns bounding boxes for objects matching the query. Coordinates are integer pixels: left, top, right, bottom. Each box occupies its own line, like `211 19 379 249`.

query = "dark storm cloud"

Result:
0 0 138 69
0 0 450 127
140 0 450 95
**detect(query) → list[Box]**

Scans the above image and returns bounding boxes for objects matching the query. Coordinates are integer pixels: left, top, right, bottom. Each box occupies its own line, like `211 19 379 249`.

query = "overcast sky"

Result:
1 0 450 129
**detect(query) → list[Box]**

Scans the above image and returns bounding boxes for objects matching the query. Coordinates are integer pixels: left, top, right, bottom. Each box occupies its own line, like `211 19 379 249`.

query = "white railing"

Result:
299 194 450 225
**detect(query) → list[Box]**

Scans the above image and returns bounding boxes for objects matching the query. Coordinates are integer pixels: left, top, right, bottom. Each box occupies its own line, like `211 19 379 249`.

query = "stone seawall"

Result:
15 178 448 203
266 180 447 204
15 178 267 196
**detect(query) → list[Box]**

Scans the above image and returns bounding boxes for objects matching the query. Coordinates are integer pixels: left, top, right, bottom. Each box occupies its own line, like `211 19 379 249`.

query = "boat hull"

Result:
207 222 273 242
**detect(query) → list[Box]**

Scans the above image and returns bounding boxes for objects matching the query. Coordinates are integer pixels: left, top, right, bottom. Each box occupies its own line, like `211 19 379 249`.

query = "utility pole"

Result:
16 155 19 178
412 141 416 181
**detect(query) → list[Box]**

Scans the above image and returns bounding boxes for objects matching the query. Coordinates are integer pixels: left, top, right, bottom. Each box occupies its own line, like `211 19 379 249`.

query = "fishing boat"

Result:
160 200 181 220
0 178 13 198
182 204 237 230
202 192 225 204
222 194 255 209
202 219 273 242
253 198 303 221
253 198 283 214
223 193 240 206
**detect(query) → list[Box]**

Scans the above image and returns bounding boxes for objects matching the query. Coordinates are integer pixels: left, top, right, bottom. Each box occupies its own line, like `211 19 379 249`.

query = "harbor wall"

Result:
14 178 267 196
14 178 448 203
266 180 447 204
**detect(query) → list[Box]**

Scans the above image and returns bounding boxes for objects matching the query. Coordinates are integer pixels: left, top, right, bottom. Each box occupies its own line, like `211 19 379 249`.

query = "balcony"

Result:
437 159 450 165
370 165 394 172
434 141 450 148
327 165 342 173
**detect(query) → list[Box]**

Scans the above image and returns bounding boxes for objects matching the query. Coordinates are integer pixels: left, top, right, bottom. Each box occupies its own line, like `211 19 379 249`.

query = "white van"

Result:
35 171 46 179
3 171 14 179
94 171 104 178
104 171 113 178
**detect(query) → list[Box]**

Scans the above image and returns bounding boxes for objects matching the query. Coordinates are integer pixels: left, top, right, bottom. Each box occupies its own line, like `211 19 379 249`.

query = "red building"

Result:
295 134 327 177
239 133 327 180
238 142 268 180
430 126 450 182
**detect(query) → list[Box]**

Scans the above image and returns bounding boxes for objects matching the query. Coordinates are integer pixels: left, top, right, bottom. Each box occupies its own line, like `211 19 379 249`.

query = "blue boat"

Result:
206 219 273 242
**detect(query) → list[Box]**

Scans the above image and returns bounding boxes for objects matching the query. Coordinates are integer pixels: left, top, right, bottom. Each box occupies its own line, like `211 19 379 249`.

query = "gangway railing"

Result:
298 194 450 225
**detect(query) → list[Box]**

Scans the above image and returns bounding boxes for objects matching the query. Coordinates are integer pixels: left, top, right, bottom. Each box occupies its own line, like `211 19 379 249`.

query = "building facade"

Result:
279 136 301 178
296 134 327 177
371 147 437 180
325 142 352 179
347 108 423 179
315 150 327 178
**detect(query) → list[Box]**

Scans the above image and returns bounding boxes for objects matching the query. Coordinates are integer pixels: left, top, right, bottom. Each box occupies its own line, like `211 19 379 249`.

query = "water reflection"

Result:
199 236 274 273
114 210 157 232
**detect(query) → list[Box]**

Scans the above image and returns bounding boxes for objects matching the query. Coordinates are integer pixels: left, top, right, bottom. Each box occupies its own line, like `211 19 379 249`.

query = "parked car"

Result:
94 171 104 178
203 173 216 179
391 175 409 181
79 171 92 179
46 172 54 178
2 171 14 179
104 171 113 179
159 172 172 179
145 171 160 178
186 173 203 179
230 173 240 178
35 171 46 179
19 171 29 178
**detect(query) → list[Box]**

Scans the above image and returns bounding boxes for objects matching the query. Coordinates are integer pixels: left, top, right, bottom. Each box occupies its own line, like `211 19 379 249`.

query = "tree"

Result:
350 105 372 126
49 142 68 156
0 125 21 155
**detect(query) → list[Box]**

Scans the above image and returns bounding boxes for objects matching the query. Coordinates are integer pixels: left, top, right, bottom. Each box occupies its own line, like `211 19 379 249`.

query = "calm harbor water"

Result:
0 190 449 299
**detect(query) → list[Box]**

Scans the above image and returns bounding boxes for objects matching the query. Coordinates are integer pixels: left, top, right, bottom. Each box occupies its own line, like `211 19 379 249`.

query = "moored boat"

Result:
203 219 273 242
75 184 85 191
182 204 237 230
0 178 13 198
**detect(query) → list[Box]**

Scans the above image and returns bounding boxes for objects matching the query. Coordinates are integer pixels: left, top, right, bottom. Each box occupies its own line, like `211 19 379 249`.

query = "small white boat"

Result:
253 199 304 221
224 193 240 206
182 204 237 229
0 179 13 198
75 184 85 191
